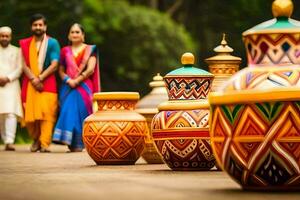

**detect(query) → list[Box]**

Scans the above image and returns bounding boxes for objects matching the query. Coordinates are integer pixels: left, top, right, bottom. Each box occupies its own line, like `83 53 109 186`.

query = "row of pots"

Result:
82 0 300 190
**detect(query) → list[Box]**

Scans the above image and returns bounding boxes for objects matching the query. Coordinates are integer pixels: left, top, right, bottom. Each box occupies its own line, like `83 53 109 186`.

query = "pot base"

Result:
142 143 164 164
165 160 215 171
169 167 214 171
242 186 300 191
153 137 215 171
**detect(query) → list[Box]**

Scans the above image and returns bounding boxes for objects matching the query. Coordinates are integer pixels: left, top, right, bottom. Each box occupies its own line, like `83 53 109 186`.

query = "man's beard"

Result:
32 30 45 37
0 41 9 47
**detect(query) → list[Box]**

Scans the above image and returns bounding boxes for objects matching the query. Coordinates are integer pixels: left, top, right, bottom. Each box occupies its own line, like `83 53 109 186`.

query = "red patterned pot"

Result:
152 100 215 170
151 52 216 170
83 92 147 165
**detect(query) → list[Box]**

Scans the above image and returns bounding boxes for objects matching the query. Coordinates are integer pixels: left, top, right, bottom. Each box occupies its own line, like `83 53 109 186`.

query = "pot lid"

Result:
165 52 213 77
136 73 168 113
243 0 300 36
205 34 242 62
149 73 165 88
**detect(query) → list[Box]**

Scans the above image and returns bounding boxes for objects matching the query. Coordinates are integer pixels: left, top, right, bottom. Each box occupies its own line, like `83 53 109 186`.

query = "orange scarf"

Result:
24 38 57 123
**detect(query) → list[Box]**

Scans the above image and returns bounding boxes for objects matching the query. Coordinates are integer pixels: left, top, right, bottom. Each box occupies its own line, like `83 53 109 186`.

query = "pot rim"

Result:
93 92 140 101
243 28 300 36
164 75 214 78
209 87 300 105
135 108 158 114
158 100 209 111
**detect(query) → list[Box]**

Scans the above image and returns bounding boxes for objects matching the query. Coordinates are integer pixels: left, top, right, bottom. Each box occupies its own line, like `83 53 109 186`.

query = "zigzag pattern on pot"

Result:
164 77 213 100
211 102 300 187
152 110 215 170
244 33 300 66
83 121 147 163
222 68 300 91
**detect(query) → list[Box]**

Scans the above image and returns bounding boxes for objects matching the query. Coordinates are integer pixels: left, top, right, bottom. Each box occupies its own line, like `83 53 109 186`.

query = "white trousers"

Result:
0 113 17 144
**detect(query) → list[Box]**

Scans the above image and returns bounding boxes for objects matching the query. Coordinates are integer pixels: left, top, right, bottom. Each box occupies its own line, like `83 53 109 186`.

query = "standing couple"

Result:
0 13 100 152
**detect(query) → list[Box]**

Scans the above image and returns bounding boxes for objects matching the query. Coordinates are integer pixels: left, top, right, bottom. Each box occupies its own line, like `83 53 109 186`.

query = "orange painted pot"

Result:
83 92 147 165
209 89 300 190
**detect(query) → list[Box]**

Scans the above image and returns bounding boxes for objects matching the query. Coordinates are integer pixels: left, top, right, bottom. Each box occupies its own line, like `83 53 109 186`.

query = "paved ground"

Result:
0 145 299 200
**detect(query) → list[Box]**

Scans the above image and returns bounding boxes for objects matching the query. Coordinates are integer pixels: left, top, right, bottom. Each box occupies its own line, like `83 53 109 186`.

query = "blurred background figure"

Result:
52 23 100 152
19 14 60 153
0 26 23 151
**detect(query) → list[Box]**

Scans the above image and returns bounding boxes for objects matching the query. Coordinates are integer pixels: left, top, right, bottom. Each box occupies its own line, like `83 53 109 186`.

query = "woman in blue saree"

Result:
53 23 100 152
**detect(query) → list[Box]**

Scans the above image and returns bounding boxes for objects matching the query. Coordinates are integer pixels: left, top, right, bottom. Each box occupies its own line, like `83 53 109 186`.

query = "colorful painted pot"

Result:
209 89 300 190
83 92 147 165
152 100 215 170
151 52 216 170
243 0 300 68
209 0 300 189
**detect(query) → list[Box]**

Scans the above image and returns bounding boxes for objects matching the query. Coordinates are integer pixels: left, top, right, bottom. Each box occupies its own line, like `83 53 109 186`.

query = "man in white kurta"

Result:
0 26 23 151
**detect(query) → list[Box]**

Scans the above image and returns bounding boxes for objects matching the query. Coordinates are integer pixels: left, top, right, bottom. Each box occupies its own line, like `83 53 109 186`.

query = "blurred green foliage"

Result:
82 0 195 92
129 0 300 68
15 126 32 144
0 126 32 144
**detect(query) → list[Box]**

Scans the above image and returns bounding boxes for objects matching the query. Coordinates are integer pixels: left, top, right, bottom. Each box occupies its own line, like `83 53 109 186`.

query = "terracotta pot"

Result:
152 100 215 170
209 0 300 189
151 52 216 170
83 92 147 165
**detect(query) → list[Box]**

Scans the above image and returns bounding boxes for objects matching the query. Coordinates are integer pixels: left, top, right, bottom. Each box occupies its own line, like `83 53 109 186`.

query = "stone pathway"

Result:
0 145 299 200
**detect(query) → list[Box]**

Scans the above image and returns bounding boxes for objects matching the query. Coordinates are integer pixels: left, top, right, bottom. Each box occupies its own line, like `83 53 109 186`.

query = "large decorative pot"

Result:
83 92 147 165
209 0 300 190
136 74 168 164
151 52 216 170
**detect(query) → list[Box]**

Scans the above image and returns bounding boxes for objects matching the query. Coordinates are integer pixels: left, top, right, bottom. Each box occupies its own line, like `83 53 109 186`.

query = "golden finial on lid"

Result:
214 34 233 53
153 73 163 81
205 33 241 63
181 52 195 65
149 73 165 88
221 33 227 46
272 0 294 18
